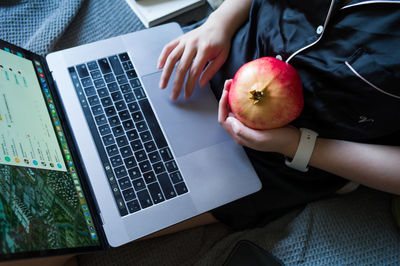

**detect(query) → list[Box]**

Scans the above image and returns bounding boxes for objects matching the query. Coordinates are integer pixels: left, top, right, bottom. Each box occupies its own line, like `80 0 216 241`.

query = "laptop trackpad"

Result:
141 72 231 158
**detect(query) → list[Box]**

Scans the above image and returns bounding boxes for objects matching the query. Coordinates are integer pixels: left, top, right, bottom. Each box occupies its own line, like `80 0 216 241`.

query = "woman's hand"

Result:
157 0 253 100
158 21 231 100
218 79 301 157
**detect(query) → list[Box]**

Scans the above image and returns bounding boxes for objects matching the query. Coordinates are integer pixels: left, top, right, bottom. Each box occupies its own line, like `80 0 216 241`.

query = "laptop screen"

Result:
0 42 103 260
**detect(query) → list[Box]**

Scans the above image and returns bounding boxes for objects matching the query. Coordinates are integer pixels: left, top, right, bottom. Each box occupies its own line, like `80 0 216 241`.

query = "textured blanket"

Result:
1 0 399 265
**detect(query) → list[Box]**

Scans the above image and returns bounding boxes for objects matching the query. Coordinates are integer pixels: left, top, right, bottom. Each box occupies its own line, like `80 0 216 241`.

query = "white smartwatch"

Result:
285 128 318 172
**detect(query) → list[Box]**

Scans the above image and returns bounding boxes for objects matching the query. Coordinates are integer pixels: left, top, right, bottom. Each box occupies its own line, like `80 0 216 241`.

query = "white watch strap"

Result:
285 128 318 172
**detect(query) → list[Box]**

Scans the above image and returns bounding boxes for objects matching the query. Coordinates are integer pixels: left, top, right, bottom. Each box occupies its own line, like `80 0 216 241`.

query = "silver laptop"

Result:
0 22 260 261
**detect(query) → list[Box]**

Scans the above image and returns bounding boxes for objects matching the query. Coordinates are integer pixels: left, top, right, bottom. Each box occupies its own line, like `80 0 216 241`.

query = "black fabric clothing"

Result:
210 0 400 230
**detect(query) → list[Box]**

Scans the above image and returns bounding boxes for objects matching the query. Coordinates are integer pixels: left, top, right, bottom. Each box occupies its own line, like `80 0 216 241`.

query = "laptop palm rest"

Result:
140 71 231 158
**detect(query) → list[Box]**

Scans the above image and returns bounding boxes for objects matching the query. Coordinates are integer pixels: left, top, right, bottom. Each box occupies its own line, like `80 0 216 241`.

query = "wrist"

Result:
276 127 301 158
285 128 319 172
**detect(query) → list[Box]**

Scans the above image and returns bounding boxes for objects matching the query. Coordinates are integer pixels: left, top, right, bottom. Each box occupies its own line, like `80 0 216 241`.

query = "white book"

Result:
125 0 206 28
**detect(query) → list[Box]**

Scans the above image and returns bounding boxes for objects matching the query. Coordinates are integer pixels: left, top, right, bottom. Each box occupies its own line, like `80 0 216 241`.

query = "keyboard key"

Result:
121 83 132 94
109 116 121 127
116 136 129 147
91 105 103 116
111 91 123 101
139 160 151 173
134 149 147 162
124 92 136 103
107 82 119 92
87 61 98 71
118 110 130 121
144 140 156 153
81 77 93 87
95 114 107 126
124 156 137 169
101 96 113 107
122 188 136 202
105 106 116 117
128 167 141 180
136 121 148 132
127 199 141 213
130 78 141 89
139 99 168 149
126 69 137 79
76 64 89 78
102 134 115 146
115 100 127 111
97 87 109 98
132 111 144 122
148 182 165 204
130 139 142 150
112 125 124 137
160 147 173 162
116 74 128 85
94 78 105 88
120 146 133 158
98 58 112 74
137 190 153 208
119 52 130 62
122 120 135 131
139 131 152 142
99 124 111 136
108 55 124 75
88 95 100 106
128 102 139 113
157 173 176 199
114 165 127 179
165 160 178 173
84 86 96 96
106 144 119 157
143 171 156 184
170 171 183 184
104 73 115 83
127 129 139 141
132 178 146 191
148 151 161 163
152 161 165 174
122 61 133 71
134 87 146 100
110 155 123 167
118 177 132 190
90 70 102 80
175 182 188 195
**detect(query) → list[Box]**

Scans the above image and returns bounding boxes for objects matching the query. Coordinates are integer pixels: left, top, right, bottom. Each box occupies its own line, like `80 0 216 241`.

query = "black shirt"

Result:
211 0 400 229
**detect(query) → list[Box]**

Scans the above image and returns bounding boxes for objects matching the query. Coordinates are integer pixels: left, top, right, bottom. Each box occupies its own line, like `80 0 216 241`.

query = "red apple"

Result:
228 57 304 130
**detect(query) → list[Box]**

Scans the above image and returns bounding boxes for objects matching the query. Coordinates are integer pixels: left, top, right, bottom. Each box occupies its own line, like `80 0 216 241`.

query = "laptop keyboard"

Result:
68 53 188 216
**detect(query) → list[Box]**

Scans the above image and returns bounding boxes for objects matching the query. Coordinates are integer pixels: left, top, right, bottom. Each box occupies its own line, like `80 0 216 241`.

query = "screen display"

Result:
0 44 101 258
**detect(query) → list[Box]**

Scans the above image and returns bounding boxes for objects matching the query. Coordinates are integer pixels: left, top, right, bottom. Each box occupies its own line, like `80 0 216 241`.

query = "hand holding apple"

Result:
228 57 304 129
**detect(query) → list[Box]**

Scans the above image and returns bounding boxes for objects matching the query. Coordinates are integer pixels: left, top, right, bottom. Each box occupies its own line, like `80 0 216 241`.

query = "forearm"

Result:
206 0 252 39
284 138 400 194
